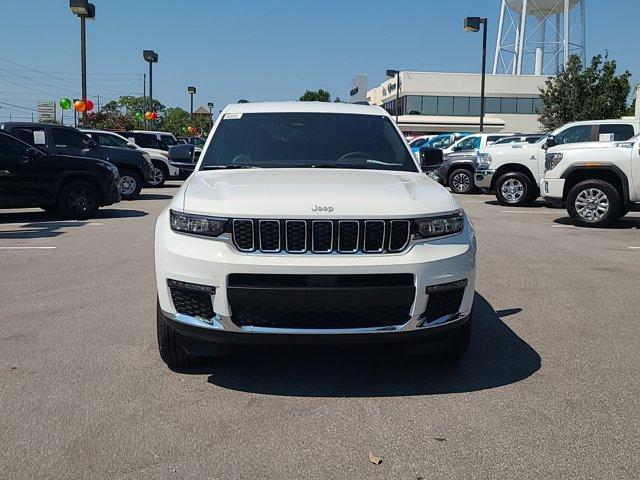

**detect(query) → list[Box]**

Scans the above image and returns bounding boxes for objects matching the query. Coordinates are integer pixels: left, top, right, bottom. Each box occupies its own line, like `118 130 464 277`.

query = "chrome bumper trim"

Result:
474 169 495 189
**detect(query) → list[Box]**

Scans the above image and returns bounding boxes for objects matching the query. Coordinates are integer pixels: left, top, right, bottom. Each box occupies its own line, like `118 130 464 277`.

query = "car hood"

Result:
177 169 457 218
547 141 625 153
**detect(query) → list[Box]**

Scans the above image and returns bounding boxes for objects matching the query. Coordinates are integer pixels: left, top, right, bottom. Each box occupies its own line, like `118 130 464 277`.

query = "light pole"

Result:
207 102 214 129
464 16 488 132
187 86 197 120
385 69 401 125
69 1 95 122
143 50 158 128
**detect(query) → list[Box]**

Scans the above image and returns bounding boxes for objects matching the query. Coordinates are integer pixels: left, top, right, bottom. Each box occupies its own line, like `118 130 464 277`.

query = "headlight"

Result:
98 161 119 177
545 152 563 171
414 211 464 239
476 152 492 168
170 210 227 237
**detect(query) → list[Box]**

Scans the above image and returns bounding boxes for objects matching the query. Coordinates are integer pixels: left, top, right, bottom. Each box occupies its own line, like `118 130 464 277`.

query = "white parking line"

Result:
549 224 575 228
0 246 56 250
629 247 640 250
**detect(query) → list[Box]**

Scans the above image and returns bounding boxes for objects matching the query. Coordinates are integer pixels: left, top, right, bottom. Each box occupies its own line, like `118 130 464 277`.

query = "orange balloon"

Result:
144 111 153 120
85 99 94 111
74 100 86 112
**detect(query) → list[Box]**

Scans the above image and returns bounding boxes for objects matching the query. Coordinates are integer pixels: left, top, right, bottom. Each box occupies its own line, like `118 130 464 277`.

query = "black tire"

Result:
56 180 100 220
448 168 475 194
566 179 620 228
146 162 167 188
495 172 536 207
119 169 143 200
157 300 199 370
432 314 472 364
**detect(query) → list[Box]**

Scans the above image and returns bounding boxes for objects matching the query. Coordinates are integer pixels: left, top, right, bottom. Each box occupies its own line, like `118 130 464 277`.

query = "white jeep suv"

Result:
155 102 477 369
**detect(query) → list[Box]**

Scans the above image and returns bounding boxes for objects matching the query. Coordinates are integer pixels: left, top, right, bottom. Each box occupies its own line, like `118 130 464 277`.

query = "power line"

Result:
0 100 37 112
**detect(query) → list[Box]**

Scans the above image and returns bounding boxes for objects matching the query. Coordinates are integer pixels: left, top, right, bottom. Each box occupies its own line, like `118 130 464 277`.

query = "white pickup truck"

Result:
474 120 640 207
541 136 640 227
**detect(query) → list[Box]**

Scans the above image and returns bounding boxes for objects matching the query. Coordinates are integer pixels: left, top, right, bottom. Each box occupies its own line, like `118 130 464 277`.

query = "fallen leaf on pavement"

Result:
368 452 382 465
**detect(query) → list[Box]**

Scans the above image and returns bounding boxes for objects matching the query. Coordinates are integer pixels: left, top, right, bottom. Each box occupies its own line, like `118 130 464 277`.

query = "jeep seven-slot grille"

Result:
231 219 411 254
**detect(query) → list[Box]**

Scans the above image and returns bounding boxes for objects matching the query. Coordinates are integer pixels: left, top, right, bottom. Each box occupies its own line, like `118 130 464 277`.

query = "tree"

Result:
82 111 134 130
299 89 332 102
538 54 632 131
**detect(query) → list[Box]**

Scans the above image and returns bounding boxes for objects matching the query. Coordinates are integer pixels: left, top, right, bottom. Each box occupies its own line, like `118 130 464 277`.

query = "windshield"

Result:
410 137 429 149
161 134 178 146
426 134 454 149
199 112 418 172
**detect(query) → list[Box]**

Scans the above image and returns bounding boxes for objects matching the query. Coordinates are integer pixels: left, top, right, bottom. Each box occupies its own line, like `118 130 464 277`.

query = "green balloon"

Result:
135 112 143 120
60 98 72 110
181 126 188 133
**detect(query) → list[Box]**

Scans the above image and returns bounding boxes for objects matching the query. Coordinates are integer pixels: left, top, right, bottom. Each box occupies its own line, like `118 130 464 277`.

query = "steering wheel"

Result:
337 151 371 162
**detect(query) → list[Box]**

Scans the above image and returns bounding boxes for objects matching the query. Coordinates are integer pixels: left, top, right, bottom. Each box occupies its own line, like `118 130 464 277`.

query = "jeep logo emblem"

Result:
312 205 334 213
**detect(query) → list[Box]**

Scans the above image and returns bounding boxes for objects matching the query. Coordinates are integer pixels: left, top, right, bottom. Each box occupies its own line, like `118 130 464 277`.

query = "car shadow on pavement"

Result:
137 193 175 200
200 294 540 397
484 199 548 208
0 208 147 225
553 216 640 229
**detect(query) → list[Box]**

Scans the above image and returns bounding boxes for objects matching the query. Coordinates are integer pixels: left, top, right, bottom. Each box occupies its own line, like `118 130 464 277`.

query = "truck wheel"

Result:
567 180 620 227
119 169 143 200
495 172 535 206
617 204 630 219
147 162 167 188
57 180 100 219
448 168 474 194
157 300 199 370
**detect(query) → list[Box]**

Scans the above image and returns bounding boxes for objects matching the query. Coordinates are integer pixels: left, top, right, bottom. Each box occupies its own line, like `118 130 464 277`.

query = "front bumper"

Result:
474 169 494 189
101 177 121 206
155 209 476 341
540 178 564 199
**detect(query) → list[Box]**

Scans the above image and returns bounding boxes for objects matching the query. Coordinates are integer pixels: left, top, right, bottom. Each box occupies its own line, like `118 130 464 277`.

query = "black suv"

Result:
0 123 152 200
0 130 120 219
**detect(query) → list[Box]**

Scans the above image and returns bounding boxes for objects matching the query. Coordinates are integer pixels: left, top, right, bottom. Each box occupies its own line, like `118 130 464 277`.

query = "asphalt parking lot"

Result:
1 183 639 479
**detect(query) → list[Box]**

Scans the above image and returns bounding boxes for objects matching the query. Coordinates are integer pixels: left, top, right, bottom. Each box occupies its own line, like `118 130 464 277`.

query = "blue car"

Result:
411 132 470 156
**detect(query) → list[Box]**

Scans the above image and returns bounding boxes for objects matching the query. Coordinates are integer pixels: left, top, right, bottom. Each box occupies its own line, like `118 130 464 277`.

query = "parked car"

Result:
82 129 179 187
491 134 545 145
474 119 640 207
424 133 470 151
409 135 436 156
0 130 120 218
155 102 477 369
177 136 207 148
0 123 152 200
541 134 640 227
124 130 179 151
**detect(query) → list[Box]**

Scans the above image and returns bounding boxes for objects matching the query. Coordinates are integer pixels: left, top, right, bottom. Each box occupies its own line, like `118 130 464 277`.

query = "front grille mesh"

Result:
170 288 214 319
231 219 411 254
424 288 465 322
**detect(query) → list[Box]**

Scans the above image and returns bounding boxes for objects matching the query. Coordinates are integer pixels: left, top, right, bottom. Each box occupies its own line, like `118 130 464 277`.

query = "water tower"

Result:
493 0 586 76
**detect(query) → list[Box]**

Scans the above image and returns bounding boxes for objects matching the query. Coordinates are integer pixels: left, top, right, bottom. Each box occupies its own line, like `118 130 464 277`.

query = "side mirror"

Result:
168 144 197 171
419 146 444 172
22 147 44 162
85 139 98 150
543 135 556 150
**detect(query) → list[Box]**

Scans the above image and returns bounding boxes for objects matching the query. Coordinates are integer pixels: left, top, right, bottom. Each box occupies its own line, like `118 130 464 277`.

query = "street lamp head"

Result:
187 86 197 94
386 69 399 78
207 102 214 108
464 17 484 32
69 0 95 18
143 50 158 63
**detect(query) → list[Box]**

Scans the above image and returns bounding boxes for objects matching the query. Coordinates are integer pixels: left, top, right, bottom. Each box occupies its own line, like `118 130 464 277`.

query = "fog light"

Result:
426 279 468 294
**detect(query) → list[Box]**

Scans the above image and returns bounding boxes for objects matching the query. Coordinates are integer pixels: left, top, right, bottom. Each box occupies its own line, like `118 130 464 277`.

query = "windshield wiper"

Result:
200 165 260 170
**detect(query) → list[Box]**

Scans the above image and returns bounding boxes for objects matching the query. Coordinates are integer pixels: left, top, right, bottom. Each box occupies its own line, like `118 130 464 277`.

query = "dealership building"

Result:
354 71 549 135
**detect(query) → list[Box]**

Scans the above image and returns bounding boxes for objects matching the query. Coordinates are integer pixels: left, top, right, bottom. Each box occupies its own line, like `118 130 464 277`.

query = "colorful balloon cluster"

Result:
144 111 158 120
59 98 94 112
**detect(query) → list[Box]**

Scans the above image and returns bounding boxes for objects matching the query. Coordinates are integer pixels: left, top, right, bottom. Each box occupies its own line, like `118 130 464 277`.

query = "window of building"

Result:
405 96 422 115
422 96 438 115
517 98 534 114
469 97 481 116
437 96 454 116
533 98 544 114
485 98 501 114
501 98 517 114
453 97 469 116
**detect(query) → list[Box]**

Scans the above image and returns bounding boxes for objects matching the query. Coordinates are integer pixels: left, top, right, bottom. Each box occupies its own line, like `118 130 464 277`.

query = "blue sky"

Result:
0 0 638 121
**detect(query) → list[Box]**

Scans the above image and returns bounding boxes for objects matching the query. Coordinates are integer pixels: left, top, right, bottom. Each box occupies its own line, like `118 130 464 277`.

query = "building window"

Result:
453 97 470 116
533 98 544 114
405 96 422 115
517 98 534 114
438 96 454 115
501 97 517 114
485 97 501 114
469 97 481 116
422 96 438 115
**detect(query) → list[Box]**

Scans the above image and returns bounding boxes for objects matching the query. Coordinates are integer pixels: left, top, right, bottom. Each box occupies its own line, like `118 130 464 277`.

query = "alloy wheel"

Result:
148 166 164 186
67 187 96 214
501 179 525 203
574 188 609 222
120 175 137 196
452 172 471 192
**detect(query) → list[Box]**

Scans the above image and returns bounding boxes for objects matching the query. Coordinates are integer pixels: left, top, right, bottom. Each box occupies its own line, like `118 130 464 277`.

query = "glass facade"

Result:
384 95 543 117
